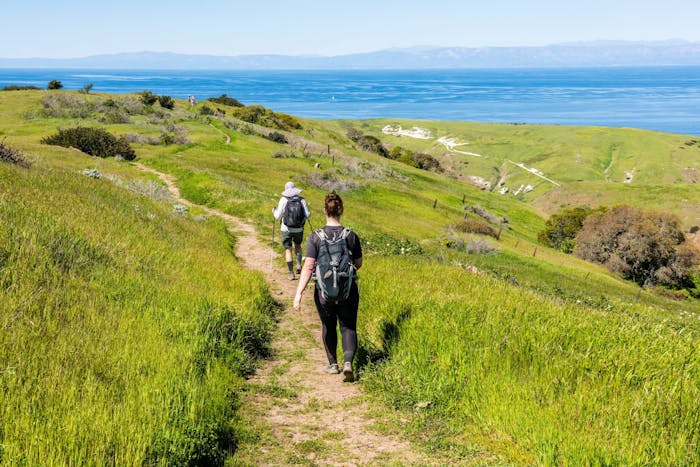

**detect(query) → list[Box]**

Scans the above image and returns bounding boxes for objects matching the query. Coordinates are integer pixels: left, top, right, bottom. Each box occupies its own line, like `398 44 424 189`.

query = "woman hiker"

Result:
273 181 310 280
293 191 363 382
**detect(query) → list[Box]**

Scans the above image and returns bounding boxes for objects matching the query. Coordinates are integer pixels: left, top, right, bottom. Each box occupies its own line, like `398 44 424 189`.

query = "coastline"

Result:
2 66 699 136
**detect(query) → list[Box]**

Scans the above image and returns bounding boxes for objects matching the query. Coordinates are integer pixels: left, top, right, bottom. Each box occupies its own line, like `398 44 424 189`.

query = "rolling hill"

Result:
1 89 699 464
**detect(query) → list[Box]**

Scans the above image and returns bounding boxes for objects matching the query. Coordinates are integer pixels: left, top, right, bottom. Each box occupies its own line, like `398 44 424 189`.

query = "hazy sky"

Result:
3 0 699 58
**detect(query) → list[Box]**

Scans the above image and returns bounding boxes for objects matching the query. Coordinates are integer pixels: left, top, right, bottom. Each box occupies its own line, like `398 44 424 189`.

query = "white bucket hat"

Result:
282 181 302 197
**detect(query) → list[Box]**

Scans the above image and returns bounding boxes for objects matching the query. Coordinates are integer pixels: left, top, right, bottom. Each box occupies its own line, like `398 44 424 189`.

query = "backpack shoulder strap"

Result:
315 229 328 245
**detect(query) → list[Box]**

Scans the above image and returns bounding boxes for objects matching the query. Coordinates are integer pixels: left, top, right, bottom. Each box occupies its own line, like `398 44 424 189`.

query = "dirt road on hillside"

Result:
134 163 431 465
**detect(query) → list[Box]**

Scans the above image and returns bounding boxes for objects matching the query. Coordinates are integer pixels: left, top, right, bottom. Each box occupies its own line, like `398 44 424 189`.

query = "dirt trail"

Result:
134 163 429 465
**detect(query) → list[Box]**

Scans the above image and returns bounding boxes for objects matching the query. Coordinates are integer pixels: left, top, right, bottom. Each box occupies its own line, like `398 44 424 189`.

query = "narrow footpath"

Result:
135 163 431 466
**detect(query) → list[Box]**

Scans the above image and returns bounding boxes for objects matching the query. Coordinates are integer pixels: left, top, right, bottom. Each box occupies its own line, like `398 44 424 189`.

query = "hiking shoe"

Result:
325 363 340 374
288 272 296 281
342 362 354 382
296 266 302 274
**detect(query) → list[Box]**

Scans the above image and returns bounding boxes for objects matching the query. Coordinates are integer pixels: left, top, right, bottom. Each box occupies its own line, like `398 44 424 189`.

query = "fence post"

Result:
433 199 438 209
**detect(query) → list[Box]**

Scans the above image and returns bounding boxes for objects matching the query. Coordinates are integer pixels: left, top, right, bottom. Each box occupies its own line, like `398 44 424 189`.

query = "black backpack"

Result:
314 228 355 303
283 197 306 228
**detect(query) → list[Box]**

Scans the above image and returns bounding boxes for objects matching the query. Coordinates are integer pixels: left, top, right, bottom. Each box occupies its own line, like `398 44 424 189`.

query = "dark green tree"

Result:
538 206 600 253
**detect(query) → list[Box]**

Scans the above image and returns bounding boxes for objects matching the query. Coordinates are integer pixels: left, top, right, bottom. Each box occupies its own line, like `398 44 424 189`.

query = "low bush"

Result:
362 232 424 256
47 80 63 90
2 85 41 91
41 94 94 118
264 131 287 144
348 130 388 157
453 218 499 238
42 127 136 160
0 139 31 168
466 237 498 254
412 152 441 172
302 171 361 192
139 90 158 106
99 110 131 124
199 105 215 116
230 105 302 131
158 95 175 110
470 204 503 225
208 94 244 108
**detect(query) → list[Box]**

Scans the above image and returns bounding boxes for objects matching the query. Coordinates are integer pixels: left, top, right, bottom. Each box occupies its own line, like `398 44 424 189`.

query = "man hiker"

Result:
273 181 310 280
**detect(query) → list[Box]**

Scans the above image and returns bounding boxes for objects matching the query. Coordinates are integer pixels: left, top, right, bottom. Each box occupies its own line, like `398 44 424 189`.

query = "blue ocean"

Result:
2 67 699 136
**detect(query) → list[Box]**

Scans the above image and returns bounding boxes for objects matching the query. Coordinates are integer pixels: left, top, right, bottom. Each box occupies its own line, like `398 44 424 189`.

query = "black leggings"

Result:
314 284 359 365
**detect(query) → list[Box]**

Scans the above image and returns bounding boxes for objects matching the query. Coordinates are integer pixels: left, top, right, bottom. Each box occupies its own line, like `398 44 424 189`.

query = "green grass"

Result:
0 155 276 464
358 256 700 464
1 90 699 464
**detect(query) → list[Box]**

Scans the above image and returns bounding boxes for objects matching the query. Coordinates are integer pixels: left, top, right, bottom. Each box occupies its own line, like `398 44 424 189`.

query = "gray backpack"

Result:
314 228 355 302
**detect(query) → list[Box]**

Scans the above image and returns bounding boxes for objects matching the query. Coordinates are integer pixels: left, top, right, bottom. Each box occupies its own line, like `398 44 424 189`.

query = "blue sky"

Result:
3 0 699 58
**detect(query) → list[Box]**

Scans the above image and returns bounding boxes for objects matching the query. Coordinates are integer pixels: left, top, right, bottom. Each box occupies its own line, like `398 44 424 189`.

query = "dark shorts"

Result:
282 230 304 249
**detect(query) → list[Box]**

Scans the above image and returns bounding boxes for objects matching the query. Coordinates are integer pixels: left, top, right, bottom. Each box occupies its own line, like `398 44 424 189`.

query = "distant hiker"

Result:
273 181 310 280
188 95 196 106
293 191 362 382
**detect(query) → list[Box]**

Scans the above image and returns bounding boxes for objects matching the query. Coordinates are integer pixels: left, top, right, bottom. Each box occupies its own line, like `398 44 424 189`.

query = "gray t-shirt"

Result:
305 225 362 261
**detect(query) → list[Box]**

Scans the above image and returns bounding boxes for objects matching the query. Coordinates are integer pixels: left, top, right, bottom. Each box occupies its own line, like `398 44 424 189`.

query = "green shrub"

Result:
199 105 215 116
230 105 301 131
237 105 266 124
267 111 302 130
99 110 131 124
42 127 136 160
158 95 174 110
41 94 94 118
363 232 424 256
80 83 94 94
538 206 600 253
2 85 41 91
412 152 441 172
208 94 244 108
47 80 63 90
139 90 158 106
264 131 287 144
453 218 499 238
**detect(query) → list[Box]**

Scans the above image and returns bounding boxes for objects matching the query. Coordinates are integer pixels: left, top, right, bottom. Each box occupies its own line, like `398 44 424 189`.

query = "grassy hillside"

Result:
324 118 700 227
1 89 699 464
0 92 277 464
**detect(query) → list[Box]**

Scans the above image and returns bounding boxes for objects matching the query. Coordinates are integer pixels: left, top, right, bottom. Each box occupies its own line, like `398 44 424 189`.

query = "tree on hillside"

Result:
538 206 603 253
47 80 63 90
574 205 697 288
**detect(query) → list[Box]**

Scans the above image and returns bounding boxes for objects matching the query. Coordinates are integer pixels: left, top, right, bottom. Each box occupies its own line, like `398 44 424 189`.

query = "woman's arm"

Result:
293 257 316 311
353 257 363 270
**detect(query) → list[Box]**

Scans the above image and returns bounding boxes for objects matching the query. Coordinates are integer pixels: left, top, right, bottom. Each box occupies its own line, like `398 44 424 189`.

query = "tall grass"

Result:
0 162 276 464
358 256 700 464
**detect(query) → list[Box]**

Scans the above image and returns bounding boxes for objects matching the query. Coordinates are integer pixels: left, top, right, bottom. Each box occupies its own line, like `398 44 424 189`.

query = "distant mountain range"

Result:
3 41 700 69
